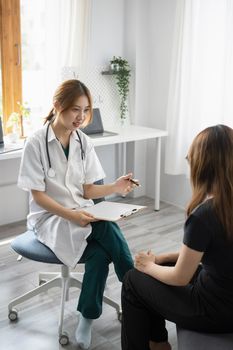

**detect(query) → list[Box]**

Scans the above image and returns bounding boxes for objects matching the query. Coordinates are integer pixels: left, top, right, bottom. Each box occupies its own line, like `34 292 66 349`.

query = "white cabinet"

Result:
0 158 28 225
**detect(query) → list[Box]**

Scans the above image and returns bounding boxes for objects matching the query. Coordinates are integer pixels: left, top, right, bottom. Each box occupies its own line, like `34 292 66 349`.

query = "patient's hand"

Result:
134 251 155 274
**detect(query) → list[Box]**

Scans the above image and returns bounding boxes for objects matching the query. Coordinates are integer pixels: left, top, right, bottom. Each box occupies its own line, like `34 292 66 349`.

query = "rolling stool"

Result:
177 326 233 350
8 230 122 345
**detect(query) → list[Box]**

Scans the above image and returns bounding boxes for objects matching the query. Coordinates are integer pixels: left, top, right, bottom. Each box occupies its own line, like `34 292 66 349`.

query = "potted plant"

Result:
18 101 31 137
110 56 131 121
6 101 31 141
6 112 21 142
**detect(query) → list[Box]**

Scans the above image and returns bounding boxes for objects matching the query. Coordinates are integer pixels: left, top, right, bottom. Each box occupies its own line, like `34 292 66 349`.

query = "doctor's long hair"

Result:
44 79 93 126
186 124 233 240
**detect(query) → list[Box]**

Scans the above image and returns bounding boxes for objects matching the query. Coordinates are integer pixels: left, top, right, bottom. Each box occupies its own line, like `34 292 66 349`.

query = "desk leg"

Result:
122 142 126 175
117 143 126 176
117 142 127 198
154 137 161 211
117 144 121 178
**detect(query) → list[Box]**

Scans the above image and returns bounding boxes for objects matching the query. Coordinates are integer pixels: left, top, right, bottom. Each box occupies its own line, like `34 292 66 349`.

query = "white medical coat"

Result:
18 124 106 267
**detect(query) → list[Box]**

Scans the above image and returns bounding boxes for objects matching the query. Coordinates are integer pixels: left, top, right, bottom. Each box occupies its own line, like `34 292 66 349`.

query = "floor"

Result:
0 196 185 349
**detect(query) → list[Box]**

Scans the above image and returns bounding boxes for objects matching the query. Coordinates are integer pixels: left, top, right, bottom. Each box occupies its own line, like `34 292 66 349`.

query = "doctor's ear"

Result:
53 100 61 113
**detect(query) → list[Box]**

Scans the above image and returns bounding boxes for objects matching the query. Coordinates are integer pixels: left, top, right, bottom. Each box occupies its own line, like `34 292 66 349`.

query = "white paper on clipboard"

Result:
82 201 146 221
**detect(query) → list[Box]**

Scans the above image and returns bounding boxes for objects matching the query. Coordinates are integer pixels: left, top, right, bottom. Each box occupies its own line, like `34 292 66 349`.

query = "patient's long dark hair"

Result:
186 124 233 239
44 79 93 127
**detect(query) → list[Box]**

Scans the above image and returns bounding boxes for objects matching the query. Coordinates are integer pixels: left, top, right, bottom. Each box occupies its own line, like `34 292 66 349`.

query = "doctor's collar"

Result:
45 123 81 143
72 129 83 143
45 123 57 143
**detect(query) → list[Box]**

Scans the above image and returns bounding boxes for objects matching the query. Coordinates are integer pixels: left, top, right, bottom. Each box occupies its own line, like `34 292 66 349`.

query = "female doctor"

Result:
18 79 134 349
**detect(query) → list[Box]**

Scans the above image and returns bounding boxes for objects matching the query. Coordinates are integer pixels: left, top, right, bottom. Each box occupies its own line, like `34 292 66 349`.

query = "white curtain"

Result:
43 0 92 113
60 0 92 67
21 0 92 128
165 0 233 175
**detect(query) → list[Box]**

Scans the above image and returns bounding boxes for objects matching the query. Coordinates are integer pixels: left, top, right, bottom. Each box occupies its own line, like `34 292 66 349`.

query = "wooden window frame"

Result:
0 0 22 134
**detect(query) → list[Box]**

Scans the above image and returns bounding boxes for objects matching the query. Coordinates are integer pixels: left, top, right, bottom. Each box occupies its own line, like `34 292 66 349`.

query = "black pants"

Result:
121 267 233 350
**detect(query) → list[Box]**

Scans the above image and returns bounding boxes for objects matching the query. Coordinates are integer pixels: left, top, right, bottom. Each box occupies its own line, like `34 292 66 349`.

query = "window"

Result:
1 0 91 134
0 0 22 134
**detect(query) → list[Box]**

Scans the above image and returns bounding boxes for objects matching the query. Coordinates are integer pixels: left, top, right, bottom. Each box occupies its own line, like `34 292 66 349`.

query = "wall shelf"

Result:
101 70 117 75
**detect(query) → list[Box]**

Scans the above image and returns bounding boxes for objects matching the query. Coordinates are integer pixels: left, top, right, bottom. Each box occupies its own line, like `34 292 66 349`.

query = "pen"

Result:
129 178 140 186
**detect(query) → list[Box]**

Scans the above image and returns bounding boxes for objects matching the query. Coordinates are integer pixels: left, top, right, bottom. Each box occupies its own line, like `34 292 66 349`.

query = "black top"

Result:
183 200 233 316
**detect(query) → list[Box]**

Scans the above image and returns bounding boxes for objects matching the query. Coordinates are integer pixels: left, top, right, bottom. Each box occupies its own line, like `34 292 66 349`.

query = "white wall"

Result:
79 0 192 208
87 0 125 185
0 0 126 225
80 0 172 205
0 0 193 225
146 0 191 208
123 0 191 208
89 0 125 67
122 0 152 197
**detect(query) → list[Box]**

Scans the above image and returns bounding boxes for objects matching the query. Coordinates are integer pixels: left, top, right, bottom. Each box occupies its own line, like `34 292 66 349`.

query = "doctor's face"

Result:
58 95 91 131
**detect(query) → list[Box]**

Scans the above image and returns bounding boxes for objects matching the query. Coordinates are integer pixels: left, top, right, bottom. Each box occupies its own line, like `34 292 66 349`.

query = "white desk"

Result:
0 125 167 210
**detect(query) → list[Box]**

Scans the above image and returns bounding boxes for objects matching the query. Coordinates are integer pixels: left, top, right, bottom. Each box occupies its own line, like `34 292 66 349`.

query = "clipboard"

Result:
82 201 146 221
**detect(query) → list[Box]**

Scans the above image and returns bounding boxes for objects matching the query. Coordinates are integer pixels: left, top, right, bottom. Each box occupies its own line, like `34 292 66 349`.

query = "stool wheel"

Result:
117 310 122 322
59 331 69 346
8 309 18 321
39 279 47 286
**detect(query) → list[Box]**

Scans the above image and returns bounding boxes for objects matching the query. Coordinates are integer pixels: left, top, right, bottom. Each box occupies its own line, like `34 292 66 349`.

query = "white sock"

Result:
75 314 93 349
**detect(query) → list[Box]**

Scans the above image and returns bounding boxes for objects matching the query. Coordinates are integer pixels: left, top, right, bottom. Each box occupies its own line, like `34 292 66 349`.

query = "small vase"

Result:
8 124 20 143
120 118 127 127
8 132 20 143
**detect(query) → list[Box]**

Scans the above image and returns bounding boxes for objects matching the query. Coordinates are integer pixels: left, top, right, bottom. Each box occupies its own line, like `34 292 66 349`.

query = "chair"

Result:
176 326 233 350
8 181 122 346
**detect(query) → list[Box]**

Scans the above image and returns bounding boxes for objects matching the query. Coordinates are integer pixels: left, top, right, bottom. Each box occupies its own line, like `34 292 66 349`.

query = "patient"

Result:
121 124 233 350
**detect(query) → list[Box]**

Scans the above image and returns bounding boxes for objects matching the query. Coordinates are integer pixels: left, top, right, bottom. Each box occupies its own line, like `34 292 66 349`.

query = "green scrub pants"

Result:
77 220 134 319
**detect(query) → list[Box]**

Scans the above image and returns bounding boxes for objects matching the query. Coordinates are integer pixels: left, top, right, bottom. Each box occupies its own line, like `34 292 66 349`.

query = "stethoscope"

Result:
46 122 85 178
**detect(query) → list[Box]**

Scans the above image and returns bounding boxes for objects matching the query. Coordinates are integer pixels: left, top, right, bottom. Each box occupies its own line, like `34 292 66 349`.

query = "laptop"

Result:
0 117 24 154
81 108 118 138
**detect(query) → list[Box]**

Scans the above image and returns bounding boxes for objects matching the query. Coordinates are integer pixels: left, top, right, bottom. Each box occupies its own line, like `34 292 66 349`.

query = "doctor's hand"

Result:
114 173 137 195
70 210 98 227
